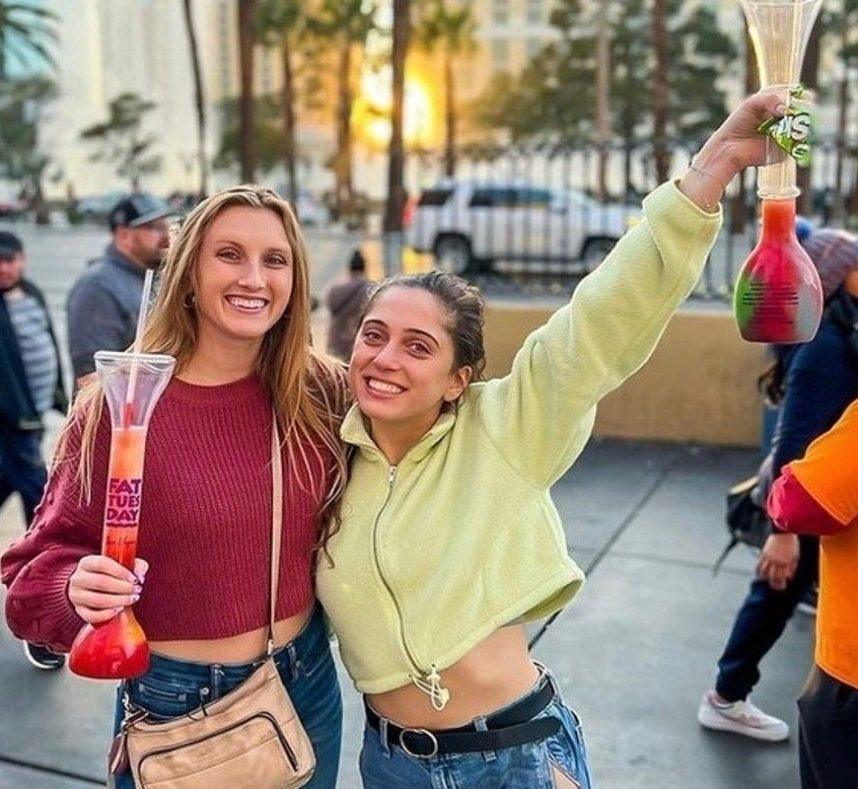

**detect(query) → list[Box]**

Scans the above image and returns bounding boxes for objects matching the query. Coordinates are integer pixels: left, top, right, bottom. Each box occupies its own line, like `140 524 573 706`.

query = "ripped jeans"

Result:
359 666 592 789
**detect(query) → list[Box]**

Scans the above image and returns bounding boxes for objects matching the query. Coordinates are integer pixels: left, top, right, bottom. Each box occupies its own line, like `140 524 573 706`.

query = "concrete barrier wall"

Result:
482 301 768 448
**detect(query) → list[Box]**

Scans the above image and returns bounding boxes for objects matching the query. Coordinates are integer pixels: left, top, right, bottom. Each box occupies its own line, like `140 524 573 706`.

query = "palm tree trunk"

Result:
335 42 353 214
651 0 670 184
444 49 456 177
0 26 6 82
595 1 611 201
732 16 758 235
182 0 208 196
835 24 850 220
282 34 298 207
238 0 257 183
32 178 49 225
384 0 410 234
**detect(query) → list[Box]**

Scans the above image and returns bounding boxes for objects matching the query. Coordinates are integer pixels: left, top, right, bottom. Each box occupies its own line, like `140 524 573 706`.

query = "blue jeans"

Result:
359 668 592 789
111 606 342 788
0 426 46 527
716 535 819 702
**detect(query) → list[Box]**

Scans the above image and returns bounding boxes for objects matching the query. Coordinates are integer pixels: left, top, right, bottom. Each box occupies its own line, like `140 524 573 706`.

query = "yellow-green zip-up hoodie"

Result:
317 182 722 706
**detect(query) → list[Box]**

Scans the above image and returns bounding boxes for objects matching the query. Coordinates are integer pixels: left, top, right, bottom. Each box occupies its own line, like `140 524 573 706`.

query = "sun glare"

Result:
356 68 437 149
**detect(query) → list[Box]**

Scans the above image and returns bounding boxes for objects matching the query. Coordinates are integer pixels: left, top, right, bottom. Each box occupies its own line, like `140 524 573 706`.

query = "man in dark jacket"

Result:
326 249 372 361
66 194 171 383
0 230 68 669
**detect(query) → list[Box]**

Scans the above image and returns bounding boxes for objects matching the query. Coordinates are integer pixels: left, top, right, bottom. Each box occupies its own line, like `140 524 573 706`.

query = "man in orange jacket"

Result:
768 397 858 789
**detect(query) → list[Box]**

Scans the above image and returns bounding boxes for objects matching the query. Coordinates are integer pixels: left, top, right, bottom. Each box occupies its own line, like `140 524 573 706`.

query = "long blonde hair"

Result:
56 185 349 554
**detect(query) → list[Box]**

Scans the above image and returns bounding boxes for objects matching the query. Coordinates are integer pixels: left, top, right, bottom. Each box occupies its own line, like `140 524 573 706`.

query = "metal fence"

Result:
404 140 858 302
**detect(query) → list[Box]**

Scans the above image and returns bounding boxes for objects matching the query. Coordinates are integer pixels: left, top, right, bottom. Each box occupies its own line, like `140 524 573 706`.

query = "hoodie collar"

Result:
340 403 457 464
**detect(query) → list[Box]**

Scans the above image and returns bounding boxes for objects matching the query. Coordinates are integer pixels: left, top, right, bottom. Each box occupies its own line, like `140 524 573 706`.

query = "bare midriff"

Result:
149 604 314 665
368 624 541 729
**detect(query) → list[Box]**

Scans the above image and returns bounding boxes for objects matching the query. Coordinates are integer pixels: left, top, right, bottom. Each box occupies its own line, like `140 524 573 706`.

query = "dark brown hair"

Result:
360 271 487 381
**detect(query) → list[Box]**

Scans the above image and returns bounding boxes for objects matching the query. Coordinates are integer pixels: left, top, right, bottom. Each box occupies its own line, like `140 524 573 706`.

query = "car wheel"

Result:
434 236 473 275
580 237 616 271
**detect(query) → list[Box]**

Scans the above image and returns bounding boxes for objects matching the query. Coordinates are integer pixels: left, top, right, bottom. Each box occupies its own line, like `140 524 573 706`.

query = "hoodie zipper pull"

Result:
411 664 450 711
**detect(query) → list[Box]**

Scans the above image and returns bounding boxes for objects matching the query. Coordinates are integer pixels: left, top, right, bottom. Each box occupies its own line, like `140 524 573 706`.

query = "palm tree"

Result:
0 2 58 81
238 0 257 182
384 0 410 237
415 0 475 177
651 0 670 184
182 0 208 196
256 0 303 206
311 0 376 216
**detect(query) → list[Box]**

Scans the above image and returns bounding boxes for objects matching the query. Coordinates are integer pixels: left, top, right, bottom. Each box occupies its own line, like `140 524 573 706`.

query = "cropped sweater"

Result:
316 181 722 704
2 374 340 652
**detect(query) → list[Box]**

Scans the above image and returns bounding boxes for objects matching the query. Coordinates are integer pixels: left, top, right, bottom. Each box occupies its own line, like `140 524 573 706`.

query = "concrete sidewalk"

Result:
0 437 812 788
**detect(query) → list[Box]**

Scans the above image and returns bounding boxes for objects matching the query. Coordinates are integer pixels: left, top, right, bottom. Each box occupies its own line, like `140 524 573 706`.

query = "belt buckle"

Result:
398 727 439 759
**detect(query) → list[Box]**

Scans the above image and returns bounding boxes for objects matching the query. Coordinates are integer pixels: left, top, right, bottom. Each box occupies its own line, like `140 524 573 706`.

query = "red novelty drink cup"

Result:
734 198 823 344
69 351 174 679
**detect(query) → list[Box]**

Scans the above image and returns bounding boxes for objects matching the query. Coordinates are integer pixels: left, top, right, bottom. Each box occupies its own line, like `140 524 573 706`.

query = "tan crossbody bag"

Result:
114 416 317 788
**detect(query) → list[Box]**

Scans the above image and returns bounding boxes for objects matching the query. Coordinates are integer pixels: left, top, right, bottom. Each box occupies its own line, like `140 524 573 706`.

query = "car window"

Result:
519 188 552 207
469 188 518 208
418 188 454 207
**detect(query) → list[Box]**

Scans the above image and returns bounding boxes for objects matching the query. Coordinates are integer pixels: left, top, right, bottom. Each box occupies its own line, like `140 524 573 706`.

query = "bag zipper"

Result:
137 710 299 776
371 465 450 710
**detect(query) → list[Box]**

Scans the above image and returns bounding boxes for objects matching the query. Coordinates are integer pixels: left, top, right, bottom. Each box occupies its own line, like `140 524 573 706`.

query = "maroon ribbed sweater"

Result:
2 375 337 652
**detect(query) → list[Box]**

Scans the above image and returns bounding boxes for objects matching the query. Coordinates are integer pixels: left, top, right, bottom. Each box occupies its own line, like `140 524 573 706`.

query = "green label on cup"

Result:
758 86 814 168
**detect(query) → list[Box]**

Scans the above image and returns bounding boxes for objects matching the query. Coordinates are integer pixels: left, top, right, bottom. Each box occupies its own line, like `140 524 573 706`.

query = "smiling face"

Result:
349 286 472 434
193 205 294 353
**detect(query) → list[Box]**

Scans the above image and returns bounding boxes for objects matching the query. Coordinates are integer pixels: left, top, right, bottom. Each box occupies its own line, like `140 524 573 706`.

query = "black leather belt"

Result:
364 674 560 758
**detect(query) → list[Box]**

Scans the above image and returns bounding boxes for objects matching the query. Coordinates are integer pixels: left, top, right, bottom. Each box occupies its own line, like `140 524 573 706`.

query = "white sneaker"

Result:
697 690 789 742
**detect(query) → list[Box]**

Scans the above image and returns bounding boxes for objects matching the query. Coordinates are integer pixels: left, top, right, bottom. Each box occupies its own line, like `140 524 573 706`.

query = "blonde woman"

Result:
2 186 349 788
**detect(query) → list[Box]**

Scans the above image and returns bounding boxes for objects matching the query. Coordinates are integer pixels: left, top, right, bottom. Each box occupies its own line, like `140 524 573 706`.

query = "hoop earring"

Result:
183 293 196 309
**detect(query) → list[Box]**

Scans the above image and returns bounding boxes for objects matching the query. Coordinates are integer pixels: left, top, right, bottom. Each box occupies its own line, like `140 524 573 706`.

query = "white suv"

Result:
405 181 636 275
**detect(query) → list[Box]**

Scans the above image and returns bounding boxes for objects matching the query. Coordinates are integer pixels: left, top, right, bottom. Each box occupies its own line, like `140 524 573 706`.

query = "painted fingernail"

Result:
775 103 788 115
114 607 124 614
135 570 147 584
133 584 142 595
131 594 140 604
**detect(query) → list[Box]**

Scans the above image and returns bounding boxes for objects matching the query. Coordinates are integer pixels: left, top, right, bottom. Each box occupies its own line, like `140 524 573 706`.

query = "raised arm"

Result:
475 90 787 488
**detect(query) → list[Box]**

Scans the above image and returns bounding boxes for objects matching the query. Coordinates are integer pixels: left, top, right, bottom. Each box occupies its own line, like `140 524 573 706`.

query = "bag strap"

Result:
267 410 283 657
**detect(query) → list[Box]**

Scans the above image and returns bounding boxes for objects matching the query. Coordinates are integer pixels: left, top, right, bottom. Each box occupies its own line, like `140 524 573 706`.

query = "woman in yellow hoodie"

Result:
317 91 786 788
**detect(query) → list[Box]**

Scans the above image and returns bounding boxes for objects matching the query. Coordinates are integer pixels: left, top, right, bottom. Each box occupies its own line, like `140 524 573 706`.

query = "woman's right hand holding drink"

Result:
69 556 148 625
678 89 786 213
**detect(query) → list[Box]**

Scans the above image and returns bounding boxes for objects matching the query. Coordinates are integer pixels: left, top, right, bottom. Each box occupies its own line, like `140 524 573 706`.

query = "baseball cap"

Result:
108 193 173 231
0 230 24 260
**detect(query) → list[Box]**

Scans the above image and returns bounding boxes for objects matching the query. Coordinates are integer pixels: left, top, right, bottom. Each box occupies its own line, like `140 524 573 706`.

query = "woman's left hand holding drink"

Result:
68 555 148 625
